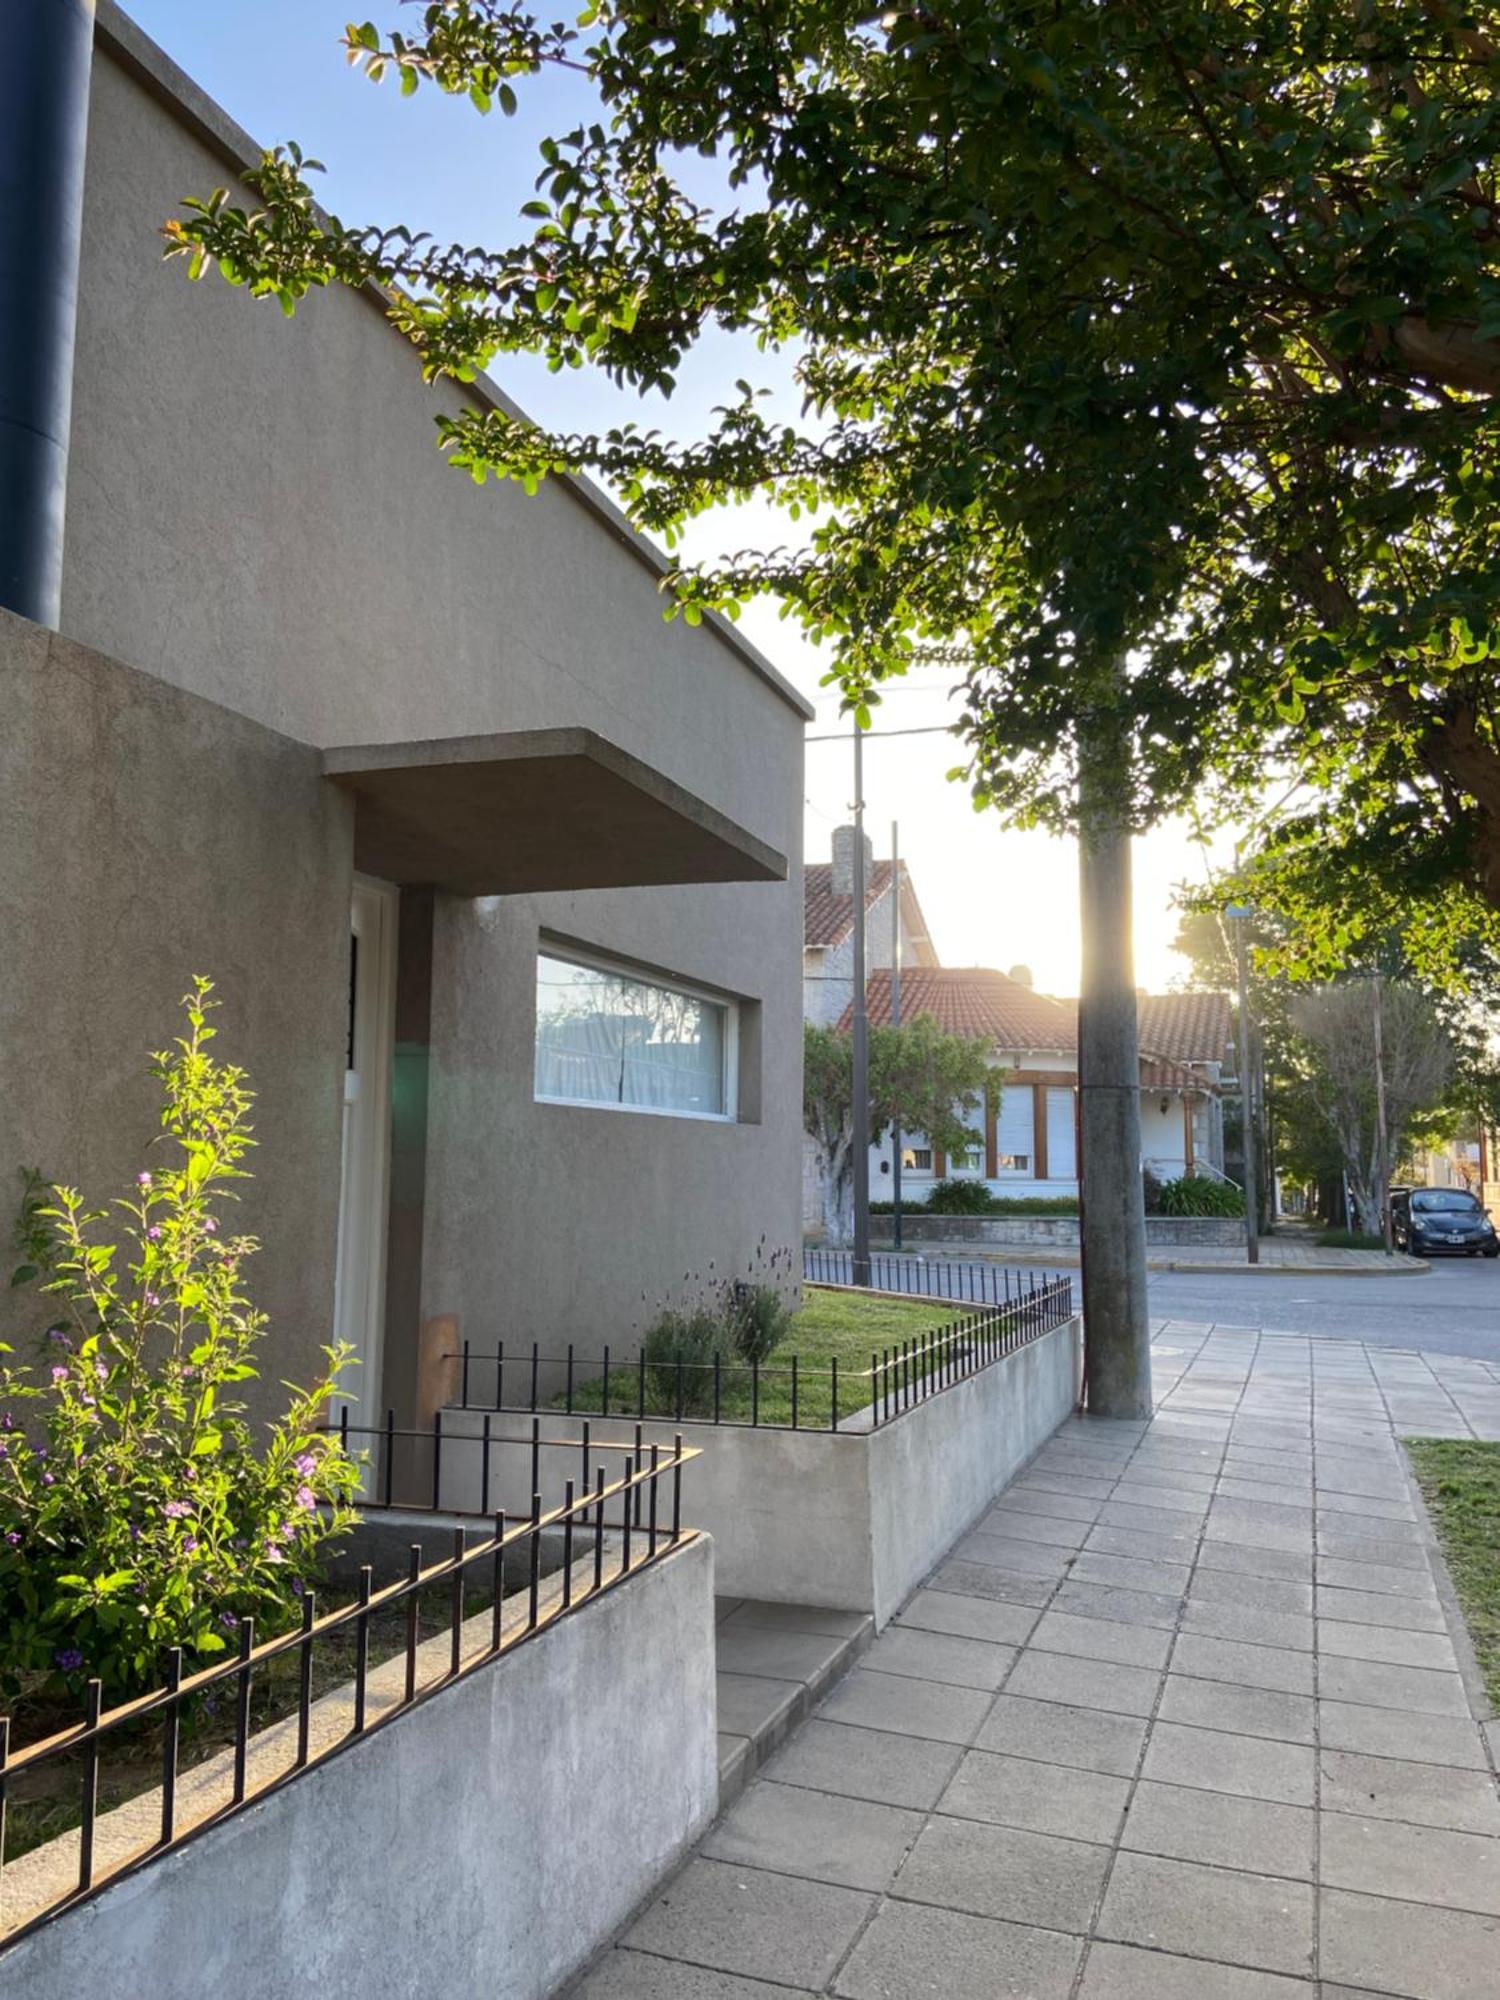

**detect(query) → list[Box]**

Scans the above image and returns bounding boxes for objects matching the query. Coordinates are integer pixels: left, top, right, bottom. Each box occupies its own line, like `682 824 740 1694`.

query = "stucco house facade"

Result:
1 4 810 1437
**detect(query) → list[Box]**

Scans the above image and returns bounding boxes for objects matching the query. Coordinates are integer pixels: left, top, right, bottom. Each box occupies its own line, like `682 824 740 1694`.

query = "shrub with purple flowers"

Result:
0 981 361 1700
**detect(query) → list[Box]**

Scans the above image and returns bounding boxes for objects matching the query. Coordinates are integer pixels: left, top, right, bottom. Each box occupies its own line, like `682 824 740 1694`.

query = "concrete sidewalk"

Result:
874 1238 1432 1277
573 1323 1500 1999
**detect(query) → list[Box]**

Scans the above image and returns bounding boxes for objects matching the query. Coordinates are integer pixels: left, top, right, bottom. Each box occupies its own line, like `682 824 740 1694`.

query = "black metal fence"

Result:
444 1273 1074 1435
0 1427 695 1944
803 1248 1050 1305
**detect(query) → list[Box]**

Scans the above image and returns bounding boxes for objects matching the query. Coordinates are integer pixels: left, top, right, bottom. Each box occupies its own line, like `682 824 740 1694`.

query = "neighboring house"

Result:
802 827 940 1025
846 970 1231 1203
1 5 810 1440
802 828 938 1221
799 832 1231 1224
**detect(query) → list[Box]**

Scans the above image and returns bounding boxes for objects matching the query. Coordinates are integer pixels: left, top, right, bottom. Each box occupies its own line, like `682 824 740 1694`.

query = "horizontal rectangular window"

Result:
996 1153 1031 1173
535 950 735 1120
903 1147 933 1172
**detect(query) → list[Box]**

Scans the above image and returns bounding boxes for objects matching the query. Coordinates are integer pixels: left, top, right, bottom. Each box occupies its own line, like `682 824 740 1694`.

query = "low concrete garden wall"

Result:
0 1536 716 2000
445 1316 1080 1629
882 1214 1243 1248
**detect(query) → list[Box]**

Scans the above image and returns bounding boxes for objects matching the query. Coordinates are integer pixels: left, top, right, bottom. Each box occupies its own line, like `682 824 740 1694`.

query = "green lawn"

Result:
1404 1439 1500 1712
559 1287 966 1428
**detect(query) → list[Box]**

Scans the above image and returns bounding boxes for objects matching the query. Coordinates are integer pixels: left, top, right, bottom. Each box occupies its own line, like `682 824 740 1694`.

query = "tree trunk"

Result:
819 1140 854 1248
1077 691 1153 1419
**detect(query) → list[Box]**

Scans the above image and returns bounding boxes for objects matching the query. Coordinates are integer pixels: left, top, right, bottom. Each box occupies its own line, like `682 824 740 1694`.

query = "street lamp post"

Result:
890 820 903 1253
1228 901 1261 1265
850 722 872 1287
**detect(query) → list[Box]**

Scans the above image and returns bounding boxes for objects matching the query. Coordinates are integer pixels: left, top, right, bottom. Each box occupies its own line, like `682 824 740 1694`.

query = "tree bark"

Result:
1077 692 1153 1419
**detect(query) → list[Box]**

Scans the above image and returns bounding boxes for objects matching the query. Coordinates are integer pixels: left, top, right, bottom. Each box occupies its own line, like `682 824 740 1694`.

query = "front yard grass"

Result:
1404 1438 1500 1712
561 1286 965 1428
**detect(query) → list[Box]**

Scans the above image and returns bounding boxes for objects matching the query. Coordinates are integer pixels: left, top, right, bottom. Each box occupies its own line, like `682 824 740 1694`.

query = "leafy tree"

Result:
166 1 1500 972
804 1017 991 1246
1288 980 1455 1233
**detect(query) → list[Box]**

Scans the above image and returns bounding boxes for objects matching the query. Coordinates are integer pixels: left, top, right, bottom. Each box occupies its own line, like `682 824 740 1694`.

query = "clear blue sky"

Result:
121 1 1230 993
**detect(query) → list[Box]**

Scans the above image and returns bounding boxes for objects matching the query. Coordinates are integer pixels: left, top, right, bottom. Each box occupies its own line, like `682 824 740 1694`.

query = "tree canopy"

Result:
168 1 1499 973
804 1017 991 1244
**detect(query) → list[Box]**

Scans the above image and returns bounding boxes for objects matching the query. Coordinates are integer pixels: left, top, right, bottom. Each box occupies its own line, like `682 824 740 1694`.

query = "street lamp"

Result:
1226 900 1261 1265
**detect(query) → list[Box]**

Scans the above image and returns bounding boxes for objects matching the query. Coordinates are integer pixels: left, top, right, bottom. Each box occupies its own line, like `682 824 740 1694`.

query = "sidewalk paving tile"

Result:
1316 1655 1470 1716
1076 1941 1313 1998
1006 1648 1162 1716
1316 1701 1492 1772
834 1902 1082 2000
1319 1749 1500 1834
893 1588 1039 1645
621 1859 872 1989
1156 1675 1317 1745
1316 1620 1459 1671
1029 1607 1174 1669
1319 1886 1500 2000
703 1781 923 1893
1141 1721 1316 1806
1121 1779 1316 1878
859 1626 1015 1692
938 1747 1131 1844
816 1667 992 1743
574 1950 819 1997
1319 1812 1500 1916
759 1718 963 1810
974 1694 1148 1776
1097 1850 1315 1976
893 1814 1111 1931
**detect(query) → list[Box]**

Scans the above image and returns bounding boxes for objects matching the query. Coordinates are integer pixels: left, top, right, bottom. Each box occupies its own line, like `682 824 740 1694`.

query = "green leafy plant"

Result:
0 981 361 1702
923 1179 1000 1217
640 1307 721 1416
725 1283 792 1368
1158 1174 1246 1218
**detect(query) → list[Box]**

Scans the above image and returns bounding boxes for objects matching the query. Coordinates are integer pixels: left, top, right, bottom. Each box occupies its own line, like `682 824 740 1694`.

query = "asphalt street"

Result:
1148 1254 1500 1361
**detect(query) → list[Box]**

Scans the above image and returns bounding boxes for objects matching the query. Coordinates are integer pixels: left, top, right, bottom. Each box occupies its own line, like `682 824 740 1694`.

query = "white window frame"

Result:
534 941 740 1124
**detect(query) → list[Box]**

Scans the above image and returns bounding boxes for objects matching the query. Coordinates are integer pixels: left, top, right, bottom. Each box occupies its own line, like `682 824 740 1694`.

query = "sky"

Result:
123 0 1239 995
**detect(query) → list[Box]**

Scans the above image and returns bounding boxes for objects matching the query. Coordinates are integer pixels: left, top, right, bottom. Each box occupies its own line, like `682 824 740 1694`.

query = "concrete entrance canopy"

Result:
323 726 788 894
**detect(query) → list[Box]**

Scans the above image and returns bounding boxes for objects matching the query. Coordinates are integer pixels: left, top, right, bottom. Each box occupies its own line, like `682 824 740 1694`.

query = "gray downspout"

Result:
0 0 95 626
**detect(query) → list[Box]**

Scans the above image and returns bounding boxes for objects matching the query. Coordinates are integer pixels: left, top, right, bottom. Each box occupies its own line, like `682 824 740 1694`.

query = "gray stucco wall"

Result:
447 1318 1082 1624
880 1215 1245 1248
0 612 350 1426
26 13 808 1408
0 1534 718 2000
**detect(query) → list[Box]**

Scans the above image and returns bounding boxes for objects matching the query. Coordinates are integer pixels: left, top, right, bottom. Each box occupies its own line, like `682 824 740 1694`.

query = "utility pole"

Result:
890 820 903 1252
1229 901 1261 1264
1372 972 1394 1255
1076 688 1152 1419
850 721 872 1287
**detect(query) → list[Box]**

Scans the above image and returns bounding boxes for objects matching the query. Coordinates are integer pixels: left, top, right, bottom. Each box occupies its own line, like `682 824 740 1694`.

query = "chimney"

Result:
0 0 95 627
831 824 874 900
1008 964 1034 989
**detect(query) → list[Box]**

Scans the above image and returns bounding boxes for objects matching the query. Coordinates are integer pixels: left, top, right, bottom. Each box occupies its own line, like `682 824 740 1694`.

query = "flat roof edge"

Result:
94 2 815 724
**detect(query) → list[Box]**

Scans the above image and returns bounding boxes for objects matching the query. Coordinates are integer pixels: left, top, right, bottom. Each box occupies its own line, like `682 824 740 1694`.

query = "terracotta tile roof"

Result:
803 860 894 949
1138 991 1233 1065
846 967 1077 1049
836 968 1225 1093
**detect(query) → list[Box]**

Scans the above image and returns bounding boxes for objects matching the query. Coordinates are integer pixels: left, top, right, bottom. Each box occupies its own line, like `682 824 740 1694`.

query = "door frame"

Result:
334 874 398 1431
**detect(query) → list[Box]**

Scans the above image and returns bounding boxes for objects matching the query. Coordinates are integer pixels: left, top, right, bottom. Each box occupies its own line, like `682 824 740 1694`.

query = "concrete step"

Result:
713 1598 874 1806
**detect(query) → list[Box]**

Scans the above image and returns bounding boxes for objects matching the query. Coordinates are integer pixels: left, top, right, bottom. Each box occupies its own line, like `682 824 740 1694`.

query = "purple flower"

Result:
294 1452 317 1478
147 1225 163 1242
46 1329 72 1348
0 1412 11 1429
50 1365 68 1384
137 1172 152 1189
129 1523 141 1541
162 1499 193 1519
42 1472 54 1486
34 1445 46 1460
295 1484 317 1511
0 1442 7 1459
264 1541 284 1563
218 1610 238 1631
54 1647 84 1672
203 1217 218 1235
291 1576 305 1597
95 1362 107 1380
182 1536 198 1555
143 1292 161 1310
5 1531 20 1547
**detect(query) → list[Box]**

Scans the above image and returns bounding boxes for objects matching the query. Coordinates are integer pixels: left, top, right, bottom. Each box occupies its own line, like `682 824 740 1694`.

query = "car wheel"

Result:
1485 1247 1499 1260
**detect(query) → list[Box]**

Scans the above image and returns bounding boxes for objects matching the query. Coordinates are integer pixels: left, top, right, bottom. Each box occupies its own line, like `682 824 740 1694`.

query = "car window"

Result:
1411 1191 1480 1213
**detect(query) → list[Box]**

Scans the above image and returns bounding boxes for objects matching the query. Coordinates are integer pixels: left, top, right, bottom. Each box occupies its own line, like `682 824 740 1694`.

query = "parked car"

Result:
1391 1188 1499 1258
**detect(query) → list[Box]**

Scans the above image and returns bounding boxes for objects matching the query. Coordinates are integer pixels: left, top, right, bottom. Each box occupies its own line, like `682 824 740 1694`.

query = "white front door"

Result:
334 878 397 1435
